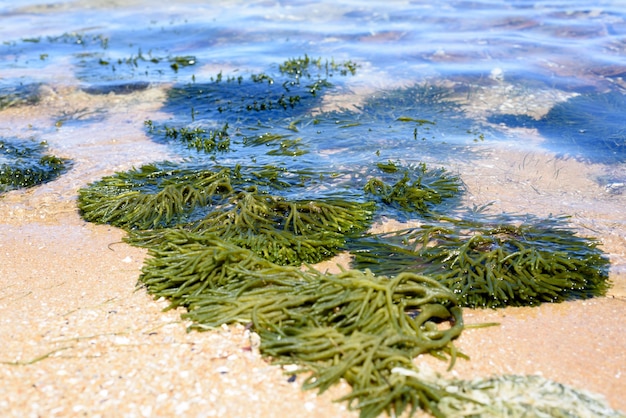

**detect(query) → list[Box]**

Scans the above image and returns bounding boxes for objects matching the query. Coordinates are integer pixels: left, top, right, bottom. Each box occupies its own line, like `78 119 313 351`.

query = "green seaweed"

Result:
138 233 466 418
0 138 69 193
349 212 610 308
144 121 231 153
128 192 374 265
364 162 461 215
78 163 234 229
78 162 320 230
78 162 375 265
279 54 358 78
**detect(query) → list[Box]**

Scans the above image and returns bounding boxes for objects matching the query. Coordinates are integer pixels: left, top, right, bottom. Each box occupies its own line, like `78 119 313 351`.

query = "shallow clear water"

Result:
3 1 626 85
1 0 626 267
2 0 626 159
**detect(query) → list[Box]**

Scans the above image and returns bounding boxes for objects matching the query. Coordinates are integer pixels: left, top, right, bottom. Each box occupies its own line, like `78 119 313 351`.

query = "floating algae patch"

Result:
349 211 610 308
146 56 357 160
0 138 69 193
489 91 626 164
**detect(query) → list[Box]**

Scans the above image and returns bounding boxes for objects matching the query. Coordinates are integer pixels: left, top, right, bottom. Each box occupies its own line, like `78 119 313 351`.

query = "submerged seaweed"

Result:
163 57 354 122
0 138 69 193
289 83 488 165
489 91 626 164
144 121 231 154
364 161 462 216
145 56 358 159
0 83 41 110
349 212 610 308
147 65 488 167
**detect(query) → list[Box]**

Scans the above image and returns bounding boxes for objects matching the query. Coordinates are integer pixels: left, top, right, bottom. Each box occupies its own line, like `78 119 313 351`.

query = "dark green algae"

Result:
349 210 610 309
77 56 612 418
79 162 377 265
0 83 41 111
0 138 69 193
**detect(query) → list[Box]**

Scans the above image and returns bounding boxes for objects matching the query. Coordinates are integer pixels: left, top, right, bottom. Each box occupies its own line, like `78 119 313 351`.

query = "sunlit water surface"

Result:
1 1 625 273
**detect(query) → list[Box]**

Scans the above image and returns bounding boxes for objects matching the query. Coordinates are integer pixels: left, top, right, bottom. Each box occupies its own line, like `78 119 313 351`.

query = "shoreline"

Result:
1 79 625 417
1 180 624 416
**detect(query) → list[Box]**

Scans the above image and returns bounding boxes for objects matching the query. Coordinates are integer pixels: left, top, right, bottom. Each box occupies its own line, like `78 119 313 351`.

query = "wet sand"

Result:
1 85 625 417
0 212 354 417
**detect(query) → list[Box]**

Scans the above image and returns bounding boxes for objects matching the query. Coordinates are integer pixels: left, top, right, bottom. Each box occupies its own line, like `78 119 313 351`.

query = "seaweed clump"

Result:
78 162 375 265
350 212 610 308
139 232 466 418
364 161 461 215
0 138 69 193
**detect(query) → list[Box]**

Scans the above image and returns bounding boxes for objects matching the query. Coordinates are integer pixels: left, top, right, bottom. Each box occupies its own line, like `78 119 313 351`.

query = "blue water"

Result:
2 0 626 195
2 1 625 165
3 1 625 86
